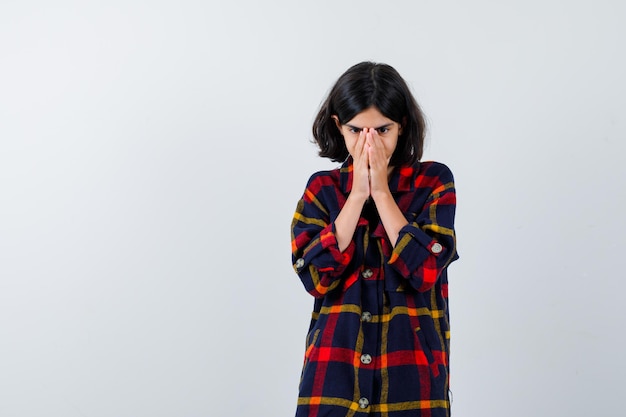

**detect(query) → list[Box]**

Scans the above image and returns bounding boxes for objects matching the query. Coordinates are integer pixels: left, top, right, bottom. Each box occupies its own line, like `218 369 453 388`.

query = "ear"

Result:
331 115 342 131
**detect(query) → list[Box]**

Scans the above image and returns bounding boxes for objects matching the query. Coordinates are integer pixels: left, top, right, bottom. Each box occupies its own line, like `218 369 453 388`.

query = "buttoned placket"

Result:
356 224 386 409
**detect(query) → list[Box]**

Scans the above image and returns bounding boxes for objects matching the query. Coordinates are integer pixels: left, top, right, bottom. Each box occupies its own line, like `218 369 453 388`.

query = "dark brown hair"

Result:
312 62 426 166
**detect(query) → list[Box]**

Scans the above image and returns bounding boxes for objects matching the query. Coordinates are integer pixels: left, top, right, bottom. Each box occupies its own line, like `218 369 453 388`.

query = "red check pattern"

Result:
291 159 458 417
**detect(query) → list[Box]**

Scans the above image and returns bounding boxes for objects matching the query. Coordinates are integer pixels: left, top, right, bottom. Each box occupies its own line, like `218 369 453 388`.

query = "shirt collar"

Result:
339 157 421 194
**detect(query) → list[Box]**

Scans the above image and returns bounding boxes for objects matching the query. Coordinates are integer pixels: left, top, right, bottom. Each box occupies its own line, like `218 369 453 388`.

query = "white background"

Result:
1 1 624 416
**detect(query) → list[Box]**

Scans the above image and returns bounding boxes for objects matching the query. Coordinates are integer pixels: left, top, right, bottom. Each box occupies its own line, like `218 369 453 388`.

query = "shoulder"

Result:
418 161 455 183
298 167 344 208
304 167 342 189
411 161 456 196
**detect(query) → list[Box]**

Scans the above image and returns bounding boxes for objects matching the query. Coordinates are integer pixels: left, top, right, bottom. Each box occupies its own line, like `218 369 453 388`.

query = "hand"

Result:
350 129 371 202
365 128 391 197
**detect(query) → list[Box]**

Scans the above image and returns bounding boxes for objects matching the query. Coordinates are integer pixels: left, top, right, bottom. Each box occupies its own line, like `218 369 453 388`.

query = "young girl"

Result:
291 62 459 417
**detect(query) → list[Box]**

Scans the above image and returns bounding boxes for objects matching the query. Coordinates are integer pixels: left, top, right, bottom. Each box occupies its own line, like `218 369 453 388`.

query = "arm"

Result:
291 174 360 298
367 128 409 246
335 128 370 251
291 129 371 298
366 129 458 292
387 166 458 292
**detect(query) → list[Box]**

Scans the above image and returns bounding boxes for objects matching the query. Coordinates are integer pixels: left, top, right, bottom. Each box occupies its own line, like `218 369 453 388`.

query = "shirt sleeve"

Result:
291 174 356 298
387 164 459 292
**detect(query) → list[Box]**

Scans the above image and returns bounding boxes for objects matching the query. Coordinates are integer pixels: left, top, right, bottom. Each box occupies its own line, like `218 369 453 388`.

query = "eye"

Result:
348 127 362 134
377 127 389 134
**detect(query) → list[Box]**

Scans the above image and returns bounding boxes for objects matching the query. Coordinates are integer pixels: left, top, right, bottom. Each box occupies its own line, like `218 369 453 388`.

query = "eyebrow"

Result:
345 123 394 131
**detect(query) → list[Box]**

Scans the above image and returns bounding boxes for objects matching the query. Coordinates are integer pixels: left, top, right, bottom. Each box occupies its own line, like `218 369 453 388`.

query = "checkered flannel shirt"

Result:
291 158 459 417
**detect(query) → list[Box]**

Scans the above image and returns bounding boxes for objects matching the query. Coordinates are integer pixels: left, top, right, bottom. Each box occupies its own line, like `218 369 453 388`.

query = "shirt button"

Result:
360 354 372 364
361 311 372 322
358 397 369 409
431 243 443 254
295 258 305 269
361 268 373 278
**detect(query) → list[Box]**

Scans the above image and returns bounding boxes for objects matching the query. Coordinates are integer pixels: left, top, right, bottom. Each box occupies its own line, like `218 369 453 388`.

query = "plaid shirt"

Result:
291 158 459 417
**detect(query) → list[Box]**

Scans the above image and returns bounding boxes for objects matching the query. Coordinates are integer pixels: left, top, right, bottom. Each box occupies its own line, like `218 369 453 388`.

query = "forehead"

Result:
345 107 395 127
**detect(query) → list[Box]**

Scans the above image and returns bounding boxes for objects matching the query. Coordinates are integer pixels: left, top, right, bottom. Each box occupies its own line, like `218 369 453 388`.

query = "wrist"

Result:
370 188 392 203
347 190 369 205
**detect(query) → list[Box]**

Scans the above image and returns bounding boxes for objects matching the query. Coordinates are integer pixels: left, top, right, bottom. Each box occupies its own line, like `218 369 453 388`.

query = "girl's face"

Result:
334 107 402 162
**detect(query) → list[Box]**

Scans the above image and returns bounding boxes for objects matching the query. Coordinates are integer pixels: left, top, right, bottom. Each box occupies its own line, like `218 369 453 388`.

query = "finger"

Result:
355 129 368 158
365 127 375 146
366 131 383 162
362 140 370 164
366 131 383 160
353 130 362 154
358 128 367 146
368 128 383 148
368 146 382 172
